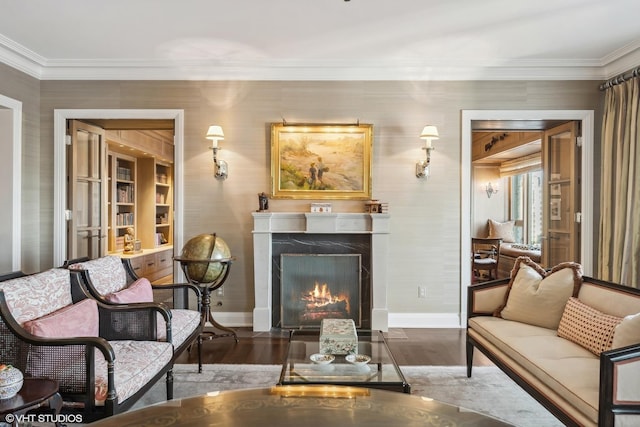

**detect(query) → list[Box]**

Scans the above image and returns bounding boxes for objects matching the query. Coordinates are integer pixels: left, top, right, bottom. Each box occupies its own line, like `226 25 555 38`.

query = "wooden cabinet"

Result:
122 247 174 284
105 129 174 163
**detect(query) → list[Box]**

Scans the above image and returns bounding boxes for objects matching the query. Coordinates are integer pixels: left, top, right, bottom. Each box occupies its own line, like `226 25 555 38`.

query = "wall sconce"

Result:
206 125 227 180
416 125 439 178
486 182 499 198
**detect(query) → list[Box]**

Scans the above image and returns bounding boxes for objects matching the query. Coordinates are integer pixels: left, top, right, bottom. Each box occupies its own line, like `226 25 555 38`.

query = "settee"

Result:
0 268 175 421
64 255 204 370
466 257 640 427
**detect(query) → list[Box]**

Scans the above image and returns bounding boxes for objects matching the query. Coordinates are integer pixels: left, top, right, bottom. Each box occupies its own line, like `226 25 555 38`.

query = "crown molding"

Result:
1 35 639 82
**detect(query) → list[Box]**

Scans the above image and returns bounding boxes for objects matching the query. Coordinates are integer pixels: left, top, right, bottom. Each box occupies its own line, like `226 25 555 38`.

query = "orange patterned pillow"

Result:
557 297 622 355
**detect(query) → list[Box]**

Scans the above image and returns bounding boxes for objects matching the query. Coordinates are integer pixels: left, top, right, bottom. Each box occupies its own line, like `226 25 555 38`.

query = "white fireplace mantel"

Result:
252 212 390 331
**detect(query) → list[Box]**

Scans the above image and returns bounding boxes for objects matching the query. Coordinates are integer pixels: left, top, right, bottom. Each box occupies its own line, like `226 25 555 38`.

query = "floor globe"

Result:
180 233 232 284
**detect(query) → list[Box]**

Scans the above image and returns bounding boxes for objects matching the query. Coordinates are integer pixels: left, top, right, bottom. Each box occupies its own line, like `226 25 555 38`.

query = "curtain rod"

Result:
599 66 640 91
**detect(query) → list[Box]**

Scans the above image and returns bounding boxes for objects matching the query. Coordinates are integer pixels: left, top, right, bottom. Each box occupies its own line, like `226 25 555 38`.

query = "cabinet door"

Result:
67 120 107 260
542 122 581 266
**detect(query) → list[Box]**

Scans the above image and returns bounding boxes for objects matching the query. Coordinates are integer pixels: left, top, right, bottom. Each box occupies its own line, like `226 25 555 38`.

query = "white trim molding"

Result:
460 110 594 325
0 94 22 271
53 109 184 273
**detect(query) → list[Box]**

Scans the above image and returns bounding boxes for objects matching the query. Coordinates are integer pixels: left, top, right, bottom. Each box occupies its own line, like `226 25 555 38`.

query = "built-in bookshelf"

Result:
108 154 136 252
154 162 172 247
105 129 175 284
138 158 173 248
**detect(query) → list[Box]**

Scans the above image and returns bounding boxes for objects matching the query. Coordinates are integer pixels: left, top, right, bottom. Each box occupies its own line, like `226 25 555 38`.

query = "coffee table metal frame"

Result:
279 329 411 393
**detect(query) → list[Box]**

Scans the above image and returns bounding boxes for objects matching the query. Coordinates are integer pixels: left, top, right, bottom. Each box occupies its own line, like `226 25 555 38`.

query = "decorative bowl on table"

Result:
310 353 335 365
0 364 23 400
346 354 371 367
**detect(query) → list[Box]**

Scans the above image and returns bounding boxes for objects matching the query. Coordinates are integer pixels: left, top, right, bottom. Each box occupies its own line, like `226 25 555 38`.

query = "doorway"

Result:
0 94 21 272
460 110 594 324
53 109 184 282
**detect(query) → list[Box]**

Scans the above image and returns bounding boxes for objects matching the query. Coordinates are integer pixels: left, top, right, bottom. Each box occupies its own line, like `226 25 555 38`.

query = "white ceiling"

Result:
1 0 639 81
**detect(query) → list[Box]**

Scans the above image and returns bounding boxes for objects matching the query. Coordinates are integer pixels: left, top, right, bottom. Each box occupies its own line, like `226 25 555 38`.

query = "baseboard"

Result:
215 312 463 329
389 313 463 328
208 312 253 328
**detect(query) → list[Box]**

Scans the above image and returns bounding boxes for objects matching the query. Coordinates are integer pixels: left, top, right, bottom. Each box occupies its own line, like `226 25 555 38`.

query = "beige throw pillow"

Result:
496 257 582 330
487 219 516 243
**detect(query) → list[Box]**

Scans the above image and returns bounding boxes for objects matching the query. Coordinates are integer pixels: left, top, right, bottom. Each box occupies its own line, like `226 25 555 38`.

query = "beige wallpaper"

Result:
2 73 603 325
0 63 40 273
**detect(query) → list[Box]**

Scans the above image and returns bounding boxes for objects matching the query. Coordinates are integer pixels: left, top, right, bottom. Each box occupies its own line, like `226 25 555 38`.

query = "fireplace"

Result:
252 212 390 332
280 254 362 328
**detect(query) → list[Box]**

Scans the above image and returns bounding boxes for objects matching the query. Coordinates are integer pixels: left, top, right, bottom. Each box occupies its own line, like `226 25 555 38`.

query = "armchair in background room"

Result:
471 237 502 282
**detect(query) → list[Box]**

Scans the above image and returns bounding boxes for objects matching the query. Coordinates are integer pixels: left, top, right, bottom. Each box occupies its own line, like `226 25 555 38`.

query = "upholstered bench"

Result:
467 257 640 427
0 268 174 421
65 256 204 370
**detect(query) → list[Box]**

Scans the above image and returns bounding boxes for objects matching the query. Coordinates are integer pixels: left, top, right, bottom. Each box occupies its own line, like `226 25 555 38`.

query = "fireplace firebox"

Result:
271 232 371 330
280 254 361 328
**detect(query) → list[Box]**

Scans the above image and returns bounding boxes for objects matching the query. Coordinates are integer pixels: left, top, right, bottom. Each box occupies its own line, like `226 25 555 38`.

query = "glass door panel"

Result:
67 120 107 260
542 122 580 266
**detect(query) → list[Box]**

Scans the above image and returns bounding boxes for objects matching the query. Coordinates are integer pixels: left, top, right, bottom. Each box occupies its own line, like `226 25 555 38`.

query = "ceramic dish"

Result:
310 353 335 365
345 354 371 366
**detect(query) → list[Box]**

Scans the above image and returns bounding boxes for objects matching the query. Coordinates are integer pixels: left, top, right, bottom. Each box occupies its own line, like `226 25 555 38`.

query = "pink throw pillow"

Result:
105 277 153 304
23 299 99 337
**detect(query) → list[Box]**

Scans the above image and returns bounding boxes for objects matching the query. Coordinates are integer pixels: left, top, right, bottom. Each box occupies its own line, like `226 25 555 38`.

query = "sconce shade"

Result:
206 125 225 140
419 125 439 140
416 125 439 178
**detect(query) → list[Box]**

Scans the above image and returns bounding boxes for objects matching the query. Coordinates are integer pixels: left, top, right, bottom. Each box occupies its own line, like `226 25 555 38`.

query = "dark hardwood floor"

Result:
175 327 494 367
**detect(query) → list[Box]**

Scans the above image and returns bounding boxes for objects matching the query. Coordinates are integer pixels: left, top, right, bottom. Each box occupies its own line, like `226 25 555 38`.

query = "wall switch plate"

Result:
418 286 427 298
217 286 224 297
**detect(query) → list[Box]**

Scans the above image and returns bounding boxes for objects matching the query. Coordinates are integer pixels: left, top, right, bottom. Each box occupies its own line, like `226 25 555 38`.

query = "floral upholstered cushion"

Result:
67 256 128 295
496 256 582 329
558 297 622 355
0 268 73 324
94 340 173 405
105 277 153 304
158 309 202 347
23 299 99 338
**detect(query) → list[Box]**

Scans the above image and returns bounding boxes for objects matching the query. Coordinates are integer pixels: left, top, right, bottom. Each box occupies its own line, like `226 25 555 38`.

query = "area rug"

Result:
133 364 563 427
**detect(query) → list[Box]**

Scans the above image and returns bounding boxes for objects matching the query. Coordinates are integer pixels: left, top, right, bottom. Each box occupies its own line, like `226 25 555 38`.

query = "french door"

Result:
66 120 108 261
542 121 581 266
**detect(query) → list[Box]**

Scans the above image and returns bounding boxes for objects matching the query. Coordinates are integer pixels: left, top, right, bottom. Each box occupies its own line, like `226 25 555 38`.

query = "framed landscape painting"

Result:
270 123 373 199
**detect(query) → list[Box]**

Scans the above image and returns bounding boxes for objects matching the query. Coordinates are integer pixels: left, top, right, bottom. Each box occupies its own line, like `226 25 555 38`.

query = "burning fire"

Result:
302 282 350 314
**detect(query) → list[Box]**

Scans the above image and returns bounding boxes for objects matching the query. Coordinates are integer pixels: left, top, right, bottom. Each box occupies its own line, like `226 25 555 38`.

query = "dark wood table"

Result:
90 385 513 426
0 378 61 426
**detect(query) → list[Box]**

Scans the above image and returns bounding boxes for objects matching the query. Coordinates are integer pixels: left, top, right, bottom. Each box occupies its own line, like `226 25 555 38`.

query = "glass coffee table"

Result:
279 329 411 393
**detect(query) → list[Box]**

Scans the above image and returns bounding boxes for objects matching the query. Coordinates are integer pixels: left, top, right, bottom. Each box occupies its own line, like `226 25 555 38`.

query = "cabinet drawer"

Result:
129 256 144 277
156 249 173 270
142 253 158 277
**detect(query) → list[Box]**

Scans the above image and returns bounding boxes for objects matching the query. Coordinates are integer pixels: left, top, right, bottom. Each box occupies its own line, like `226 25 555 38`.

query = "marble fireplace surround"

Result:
252 212 390 332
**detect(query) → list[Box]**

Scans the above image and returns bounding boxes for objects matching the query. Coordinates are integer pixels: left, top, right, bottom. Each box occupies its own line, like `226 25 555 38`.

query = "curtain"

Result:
598 77 640 287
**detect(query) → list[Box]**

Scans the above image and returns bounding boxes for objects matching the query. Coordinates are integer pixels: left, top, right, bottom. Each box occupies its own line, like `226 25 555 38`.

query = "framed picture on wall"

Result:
270 123 373 199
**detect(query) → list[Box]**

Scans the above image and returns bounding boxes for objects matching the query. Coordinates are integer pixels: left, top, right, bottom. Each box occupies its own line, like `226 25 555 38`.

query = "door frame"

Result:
53 109 184 273
460 110 594 325
0 94 22 271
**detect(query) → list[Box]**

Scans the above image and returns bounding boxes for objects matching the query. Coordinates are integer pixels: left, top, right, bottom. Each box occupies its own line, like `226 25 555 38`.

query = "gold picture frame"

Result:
270 123 373 199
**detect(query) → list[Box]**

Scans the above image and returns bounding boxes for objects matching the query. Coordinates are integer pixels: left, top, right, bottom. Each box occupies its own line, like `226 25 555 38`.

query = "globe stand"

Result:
174 256 239 372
